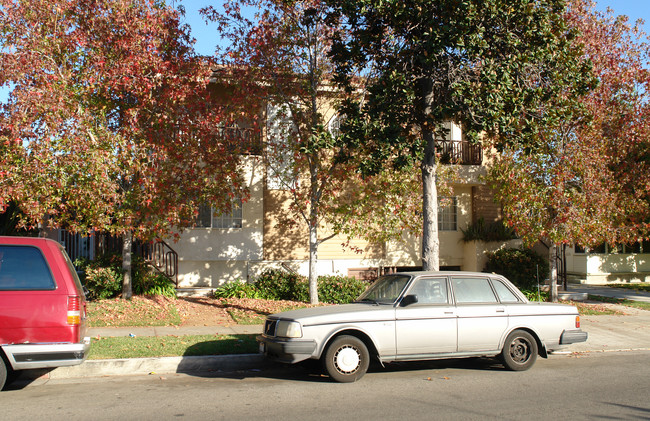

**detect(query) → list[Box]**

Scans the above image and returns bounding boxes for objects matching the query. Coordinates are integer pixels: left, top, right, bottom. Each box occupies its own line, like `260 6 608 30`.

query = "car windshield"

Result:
356 275 411 304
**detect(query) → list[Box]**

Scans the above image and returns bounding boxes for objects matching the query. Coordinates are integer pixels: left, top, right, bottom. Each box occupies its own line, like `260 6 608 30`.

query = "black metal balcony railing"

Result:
436 140 483 165
216 126 263 155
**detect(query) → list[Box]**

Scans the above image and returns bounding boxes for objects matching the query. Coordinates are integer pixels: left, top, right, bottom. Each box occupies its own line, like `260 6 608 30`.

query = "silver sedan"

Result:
257 271 588 382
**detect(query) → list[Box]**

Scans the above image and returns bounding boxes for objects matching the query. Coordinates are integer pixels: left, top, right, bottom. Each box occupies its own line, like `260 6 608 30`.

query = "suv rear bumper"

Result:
3 337 91 370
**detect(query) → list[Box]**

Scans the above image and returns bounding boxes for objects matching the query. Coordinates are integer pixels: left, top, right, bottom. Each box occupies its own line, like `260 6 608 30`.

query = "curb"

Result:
23 354 269 381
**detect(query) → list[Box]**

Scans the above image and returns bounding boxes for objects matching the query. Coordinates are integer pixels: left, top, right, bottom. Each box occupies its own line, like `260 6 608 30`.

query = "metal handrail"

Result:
140 239 179 286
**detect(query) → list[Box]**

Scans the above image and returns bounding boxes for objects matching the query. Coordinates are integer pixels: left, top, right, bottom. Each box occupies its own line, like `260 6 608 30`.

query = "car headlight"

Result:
276 320 302 338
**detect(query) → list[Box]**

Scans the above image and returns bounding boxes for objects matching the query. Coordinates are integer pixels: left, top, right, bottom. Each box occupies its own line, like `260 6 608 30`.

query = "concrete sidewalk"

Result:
565 284 650 303
23 286 650 383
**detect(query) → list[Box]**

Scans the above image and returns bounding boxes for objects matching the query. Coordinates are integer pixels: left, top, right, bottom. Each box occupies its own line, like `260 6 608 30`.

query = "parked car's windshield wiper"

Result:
355 298 381 305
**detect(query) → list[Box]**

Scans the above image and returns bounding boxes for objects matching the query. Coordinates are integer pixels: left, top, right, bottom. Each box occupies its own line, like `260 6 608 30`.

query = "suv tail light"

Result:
575 315 581 328
67 296 81 325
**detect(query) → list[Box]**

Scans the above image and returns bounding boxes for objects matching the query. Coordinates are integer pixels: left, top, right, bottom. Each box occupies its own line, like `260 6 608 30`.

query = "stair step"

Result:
558 292 588 301
175 287 215 297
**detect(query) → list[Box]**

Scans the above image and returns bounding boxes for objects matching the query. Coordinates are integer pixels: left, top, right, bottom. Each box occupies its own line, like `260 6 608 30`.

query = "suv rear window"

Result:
0 245 56 290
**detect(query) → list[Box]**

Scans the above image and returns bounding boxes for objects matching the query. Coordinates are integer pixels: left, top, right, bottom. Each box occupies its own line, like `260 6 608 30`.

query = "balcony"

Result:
216 127 263 155
436 140 483 165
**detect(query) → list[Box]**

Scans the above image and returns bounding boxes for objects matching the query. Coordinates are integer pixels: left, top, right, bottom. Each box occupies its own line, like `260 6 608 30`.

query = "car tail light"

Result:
68 296 81 325
575 315 581 328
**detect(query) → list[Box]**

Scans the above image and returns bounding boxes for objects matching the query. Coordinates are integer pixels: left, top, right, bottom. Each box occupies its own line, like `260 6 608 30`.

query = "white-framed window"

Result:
328 113 345 138
580 241 649 255
266 103 299 190
438 196 457 231
195 197 243 229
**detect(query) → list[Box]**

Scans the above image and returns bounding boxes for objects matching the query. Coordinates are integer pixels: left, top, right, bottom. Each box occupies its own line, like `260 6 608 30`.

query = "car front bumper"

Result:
256 335 317 364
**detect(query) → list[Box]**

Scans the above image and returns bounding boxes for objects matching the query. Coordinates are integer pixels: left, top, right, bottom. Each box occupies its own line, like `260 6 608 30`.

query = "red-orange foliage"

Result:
488 0 650 247
0 0 245 239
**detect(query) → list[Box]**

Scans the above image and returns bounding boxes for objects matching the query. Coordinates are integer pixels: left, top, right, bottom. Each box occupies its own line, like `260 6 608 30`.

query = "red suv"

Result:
0 236 90 390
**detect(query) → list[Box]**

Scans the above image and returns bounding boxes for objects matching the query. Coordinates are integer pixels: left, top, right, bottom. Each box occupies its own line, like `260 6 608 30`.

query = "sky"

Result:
175 0 650 56
0 0 648 102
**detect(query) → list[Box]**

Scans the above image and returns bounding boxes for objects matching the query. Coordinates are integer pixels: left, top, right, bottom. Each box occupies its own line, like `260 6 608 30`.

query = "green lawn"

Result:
606 283 650 293
88 334 259 359
587 295 650 311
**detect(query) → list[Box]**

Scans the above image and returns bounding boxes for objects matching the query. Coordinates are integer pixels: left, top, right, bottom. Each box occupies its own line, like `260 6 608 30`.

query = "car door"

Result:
452 276 509 352
395 276 457 356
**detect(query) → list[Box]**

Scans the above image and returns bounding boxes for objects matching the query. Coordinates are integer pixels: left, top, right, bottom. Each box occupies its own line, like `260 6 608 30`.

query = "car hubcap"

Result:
510 337 531 363
334 345 361 374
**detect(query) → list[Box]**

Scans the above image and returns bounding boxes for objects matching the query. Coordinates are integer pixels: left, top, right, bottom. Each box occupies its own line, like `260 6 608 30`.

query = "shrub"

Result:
317 275 369 304
248 271 369 304
484 248 548 290
83 266 123 300
134 272 177 298
213 280 261 299
461 218 518 243
77 253 176 300
253 270 309 301
521 289 549 302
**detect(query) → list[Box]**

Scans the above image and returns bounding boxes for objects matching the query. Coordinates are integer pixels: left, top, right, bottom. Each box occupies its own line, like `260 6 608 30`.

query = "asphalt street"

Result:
15 283 650 384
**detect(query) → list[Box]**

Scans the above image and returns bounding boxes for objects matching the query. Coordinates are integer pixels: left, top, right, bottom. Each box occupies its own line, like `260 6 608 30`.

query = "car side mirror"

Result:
400 294 418 307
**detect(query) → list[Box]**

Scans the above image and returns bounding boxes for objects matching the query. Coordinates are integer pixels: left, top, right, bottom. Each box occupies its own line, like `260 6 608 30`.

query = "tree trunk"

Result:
549 243 558 302
421 135 440 271
122 231 133 300
308 221 319 305
417 76 440 272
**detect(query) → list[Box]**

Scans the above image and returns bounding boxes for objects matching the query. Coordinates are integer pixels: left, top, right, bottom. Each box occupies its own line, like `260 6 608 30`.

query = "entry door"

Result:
452 276 509 352
395 277 457 356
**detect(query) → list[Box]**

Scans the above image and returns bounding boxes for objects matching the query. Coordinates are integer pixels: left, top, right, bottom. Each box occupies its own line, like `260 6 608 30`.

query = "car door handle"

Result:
496 309 505 313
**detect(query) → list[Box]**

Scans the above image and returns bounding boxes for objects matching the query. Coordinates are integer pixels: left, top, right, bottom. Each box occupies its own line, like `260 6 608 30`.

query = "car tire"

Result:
0 355 7 391
323 335 370 383
500 330 538 371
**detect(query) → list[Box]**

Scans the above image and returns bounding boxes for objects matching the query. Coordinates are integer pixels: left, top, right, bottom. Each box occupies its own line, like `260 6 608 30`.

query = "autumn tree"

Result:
487 0 650 295
204 0 359 304
329 0 594 271
0 0 245 297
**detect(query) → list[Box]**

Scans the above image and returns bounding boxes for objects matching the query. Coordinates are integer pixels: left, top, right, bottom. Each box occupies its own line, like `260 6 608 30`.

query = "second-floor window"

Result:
438 196 457 231
195 197 243 229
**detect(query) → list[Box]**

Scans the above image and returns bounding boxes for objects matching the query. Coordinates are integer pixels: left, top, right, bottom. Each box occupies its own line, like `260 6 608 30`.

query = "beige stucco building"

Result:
171 121 509 289
564 243 650 284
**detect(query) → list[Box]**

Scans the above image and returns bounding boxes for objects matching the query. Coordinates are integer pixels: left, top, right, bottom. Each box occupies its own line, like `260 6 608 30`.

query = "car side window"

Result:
452 277 498 304
492 279 521 303
0 246 56 291
407 278 449 304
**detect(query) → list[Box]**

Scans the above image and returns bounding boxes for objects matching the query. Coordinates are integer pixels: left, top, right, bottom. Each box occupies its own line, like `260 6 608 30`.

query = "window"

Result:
452 277 498 303
357 274 411 304
407 278 449 304
642 240 650 253
438 196 457 231
328 114 345 138
492 280 520 303
266 103 298 190
0 246 56 290
195 197 243 229
586 242 646 254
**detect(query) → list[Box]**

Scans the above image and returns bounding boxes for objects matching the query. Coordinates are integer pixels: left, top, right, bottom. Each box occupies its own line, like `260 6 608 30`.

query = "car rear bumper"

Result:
256 335 316 364
3 337 91 370
560 329 588 345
